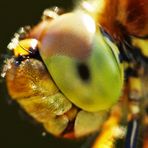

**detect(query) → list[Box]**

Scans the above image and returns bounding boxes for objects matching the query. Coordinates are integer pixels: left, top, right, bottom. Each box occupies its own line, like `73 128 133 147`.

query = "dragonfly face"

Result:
2 0 148 147
3 7 123 138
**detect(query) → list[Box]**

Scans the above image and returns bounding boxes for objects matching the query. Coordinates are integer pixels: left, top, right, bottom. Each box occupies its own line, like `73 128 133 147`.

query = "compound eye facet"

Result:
39 11 124 112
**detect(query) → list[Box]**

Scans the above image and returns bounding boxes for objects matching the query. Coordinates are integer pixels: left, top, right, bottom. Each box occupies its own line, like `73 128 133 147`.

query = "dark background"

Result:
0 0 90 147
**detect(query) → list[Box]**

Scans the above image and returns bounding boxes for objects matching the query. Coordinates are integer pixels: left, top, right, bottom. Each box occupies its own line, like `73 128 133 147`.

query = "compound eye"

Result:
40 11 124 112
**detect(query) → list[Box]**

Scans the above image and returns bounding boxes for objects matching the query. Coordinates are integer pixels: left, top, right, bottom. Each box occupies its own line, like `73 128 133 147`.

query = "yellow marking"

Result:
92 105 125 148
129 77 141 92
132 38 148 57
14 39 38 57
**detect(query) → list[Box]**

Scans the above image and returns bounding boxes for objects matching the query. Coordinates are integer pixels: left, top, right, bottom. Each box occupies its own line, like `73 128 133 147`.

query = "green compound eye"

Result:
40 11 124 112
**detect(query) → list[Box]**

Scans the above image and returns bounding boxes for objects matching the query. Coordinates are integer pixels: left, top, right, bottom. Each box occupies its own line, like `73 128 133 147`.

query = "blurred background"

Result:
0 0 91 147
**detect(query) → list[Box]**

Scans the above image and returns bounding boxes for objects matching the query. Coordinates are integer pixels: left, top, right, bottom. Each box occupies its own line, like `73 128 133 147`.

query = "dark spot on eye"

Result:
77 63 90 81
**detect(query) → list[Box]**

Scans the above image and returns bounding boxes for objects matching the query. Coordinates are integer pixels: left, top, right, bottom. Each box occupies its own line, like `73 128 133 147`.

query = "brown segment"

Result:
6 58 74 136
6 59 58 99
98 0 148 40
18 96 56 122
124 0 148 37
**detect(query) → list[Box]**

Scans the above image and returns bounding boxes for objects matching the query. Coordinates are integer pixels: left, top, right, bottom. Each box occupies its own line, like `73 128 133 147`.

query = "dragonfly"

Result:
1 0 148 147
